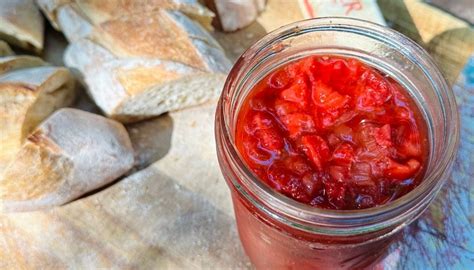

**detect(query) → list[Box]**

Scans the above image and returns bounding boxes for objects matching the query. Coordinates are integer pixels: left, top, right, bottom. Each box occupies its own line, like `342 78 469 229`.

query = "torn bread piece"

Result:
41 2 230 122
0 0 44 52
65 39 225 122
206 0 266 32
0 41 14 57
56 3 94 42
0 108 134 212
35 0 71 30
0 55 47 75
0 65 76 172
36 0 214 30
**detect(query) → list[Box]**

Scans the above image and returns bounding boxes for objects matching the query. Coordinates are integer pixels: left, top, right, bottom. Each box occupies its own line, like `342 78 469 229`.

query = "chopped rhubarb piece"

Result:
385 158 421 180
374 124 392 147
280 113 316 138
392 122 422 158
324 181 346 209
329 166 350 182
333 124 354 143
299 135 330 171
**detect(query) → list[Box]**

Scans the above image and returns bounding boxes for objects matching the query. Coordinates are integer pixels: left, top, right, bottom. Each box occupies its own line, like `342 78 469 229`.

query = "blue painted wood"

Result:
381 56 474 270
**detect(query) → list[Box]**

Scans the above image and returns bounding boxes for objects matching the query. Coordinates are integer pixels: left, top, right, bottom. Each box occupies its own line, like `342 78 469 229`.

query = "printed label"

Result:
298 0 386 25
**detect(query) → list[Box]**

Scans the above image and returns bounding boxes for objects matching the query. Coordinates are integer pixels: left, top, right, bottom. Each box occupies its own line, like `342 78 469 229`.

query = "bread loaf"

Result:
92 10 229 72
0 55 46 75
206 0 266 31
36 0 214 30
65 39 226 122
0 0 44 52
38 1 231 122
55 5 229 72
0 59 76 172
0 108 135 212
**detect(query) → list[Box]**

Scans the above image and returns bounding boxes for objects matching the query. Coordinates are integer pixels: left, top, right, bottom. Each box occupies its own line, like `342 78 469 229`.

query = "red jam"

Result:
236 55 428 210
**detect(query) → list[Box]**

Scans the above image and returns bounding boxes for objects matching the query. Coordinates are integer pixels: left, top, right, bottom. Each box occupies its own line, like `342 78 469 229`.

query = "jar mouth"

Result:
217 17 460 234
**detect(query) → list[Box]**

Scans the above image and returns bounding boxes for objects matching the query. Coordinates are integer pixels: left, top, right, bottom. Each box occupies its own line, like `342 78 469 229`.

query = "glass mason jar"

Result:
215 18 459 269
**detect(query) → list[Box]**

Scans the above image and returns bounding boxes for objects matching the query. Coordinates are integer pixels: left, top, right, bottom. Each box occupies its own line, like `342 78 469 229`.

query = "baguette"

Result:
56 6 229 72
0 0 44 52
0 63 76 172
0 108 135 212
65 39 225 122
56 3 94 42
93 10 229 72
206 0 266 31
0 55 46 75
39 0 230 123
36 0 214 30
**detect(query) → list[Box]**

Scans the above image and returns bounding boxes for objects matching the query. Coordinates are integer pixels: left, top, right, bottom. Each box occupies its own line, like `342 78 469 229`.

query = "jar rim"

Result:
217 17 460 235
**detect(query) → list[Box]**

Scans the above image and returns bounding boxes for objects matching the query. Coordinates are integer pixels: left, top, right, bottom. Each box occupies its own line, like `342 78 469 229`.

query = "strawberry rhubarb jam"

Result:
235 55 428 210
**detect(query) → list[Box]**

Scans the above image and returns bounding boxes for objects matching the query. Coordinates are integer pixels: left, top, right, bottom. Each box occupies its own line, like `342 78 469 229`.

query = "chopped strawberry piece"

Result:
280 75 309 107
311 81 351 110
274 98 301 116
385 158 421 180
267 164 313 203
356 71 392 112
243 139 272 165
327 133 341 147
249 95 272 111
314 56 343 83
280 113 316 138
282 178 313 203
350 162 373 184
286 60 304 78
267 165 296 190
246 112 284 152
255 129 284 152
269 68 292 89
300 56 318 77
311 80 352 128
246 112 275 134
331 143 354 166
299 135 330 171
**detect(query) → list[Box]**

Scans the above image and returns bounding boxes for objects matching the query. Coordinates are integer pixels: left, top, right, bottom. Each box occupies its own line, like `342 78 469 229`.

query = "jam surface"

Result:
235 55 428 210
